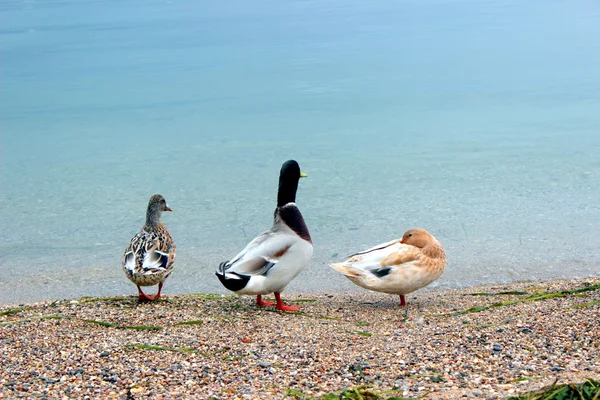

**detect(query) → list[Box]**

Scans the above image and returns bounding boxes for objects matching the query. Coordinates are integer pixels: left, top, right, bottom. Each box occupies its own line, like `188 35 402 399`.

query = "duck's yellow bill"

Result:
300 172 308 178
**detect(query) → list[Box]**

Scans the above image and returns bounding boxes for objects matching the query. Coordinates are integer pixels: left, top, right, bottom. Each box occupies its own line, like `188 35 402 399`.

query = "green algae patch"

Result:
452 284 600 315
286 385 412 399
125 344 197 353
80 319 161 330
506 378 600 400
174 319 204 326
0 308 29 316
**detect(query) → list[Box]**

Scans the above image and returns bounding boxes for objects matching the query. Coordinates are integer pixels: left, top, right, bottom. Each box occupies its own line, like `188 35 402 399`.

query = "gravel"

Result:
1 277 598 399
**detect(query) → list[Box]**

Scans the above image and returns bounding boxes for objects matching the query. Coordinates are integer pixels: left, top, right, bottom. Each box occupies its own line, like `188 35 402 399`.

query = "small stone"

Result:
100 351 110 357
493 344 502 352
258 362 272 368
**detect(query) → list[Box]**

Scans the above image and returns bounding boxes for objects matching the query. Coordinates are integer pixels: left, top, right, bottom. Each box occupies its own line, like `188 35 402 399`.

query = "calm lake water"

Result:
1 0 599 305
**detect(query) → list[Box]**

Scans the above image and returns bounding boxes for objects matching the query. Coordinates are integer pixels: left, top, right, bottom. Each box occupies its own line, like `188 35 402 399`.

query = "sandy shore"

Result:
1 277 598 399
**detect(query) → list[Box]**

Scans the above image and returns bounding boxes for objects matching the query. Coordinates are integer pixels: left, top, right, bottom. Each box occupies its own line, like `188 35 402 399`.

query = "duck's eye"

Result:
408 234 412 237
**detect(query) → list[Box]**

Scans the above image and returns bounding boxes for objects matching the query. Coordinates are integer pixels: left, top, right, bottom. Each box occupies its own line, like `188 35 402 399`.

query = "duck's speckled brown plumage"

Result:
123 223 176 286
122 195 176 296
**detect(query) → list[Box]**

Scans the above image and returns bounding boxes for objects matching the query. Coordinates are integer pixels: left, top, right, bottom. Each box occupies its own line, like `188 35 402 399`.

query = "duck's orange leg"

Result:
152 282 164 300
256 295 275 307
275 292 299 312
137 286 155 302
399 295 407 307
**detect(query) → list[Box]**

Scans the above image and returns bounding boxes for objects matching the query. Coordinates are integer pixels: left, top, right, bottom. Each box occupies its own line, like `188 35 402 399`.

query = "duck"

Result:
216 160 313 312
122 194 176 301
330 228 445 307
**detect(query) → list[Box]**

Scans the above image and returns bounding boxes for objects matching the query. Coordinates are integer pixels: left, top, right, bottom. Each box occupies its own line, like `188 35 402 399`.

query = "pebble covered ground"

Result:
1 277 598 399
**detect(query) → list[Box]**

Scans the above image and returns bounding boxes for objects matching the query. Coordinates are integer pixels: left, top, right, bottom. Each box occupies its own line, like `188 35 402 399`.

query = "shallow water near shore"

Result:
1 0 600 305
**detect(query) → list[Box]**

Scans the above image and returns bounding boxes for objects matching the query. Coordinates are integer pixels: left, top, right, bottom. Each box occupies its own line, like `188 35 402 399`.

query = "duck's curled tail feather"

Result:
215 261 250 292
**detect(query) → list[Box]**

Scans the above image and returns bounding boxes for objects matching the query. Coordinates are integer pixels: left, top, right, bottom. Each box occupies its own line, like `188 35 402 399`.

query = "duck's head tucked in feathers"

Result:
400 228 433 247
400 228 445 259
146 194 173 227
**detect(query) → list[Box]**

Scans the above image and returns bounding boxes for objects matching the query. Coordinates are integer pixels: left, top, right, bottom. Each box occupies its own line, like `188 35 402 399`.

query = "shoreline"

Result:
3 271 600 307
1 276 599 399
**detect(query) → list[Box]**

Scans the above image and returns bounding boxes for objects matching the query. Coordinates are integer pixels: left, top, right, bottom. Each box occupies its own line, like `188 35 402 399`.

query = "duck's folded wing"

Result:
123 251 136 273
124 231 171 274
339 243 421 277
344 240 404 266
379 246 421 267
142 250 170 273
221 231 296 276
122 233 148 272
347 238 402 258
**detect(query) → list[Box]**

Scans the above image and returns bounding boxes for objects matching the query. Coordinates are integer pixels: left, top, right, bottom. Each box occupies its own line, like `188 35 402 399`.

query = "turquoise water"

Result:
1 0 599 305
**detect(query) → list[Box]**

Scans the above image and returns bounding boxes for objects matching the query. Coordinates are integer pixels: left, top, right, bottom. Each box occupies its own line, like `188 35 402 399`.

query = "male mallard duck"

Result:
216 160 313 312
330 228 445 307
122 194 176 301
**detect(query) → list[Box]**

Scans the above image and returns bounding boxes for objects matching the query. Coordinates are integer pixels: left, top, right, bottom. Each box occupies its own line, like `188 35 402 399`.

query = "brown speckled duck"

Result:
122 194 176 301
330 228 446 307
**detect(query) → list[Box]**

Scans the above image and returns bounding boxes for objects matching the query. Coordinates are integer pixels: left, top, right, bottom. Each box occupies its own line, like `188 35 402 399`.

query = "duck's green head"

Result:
277 160 306 207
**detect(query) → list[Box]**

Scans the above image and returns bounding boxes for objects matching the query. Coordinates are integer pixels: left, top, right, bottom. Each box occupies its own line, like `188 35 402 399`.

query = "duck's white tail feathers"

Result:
329 263 365 278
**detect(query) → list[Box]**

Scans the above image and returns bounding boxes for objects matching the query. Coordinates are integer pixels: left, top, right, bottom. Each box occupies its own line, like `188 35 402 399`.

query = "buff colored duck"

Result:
122 194 176 301
330 228 446 307
216 160 313 311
